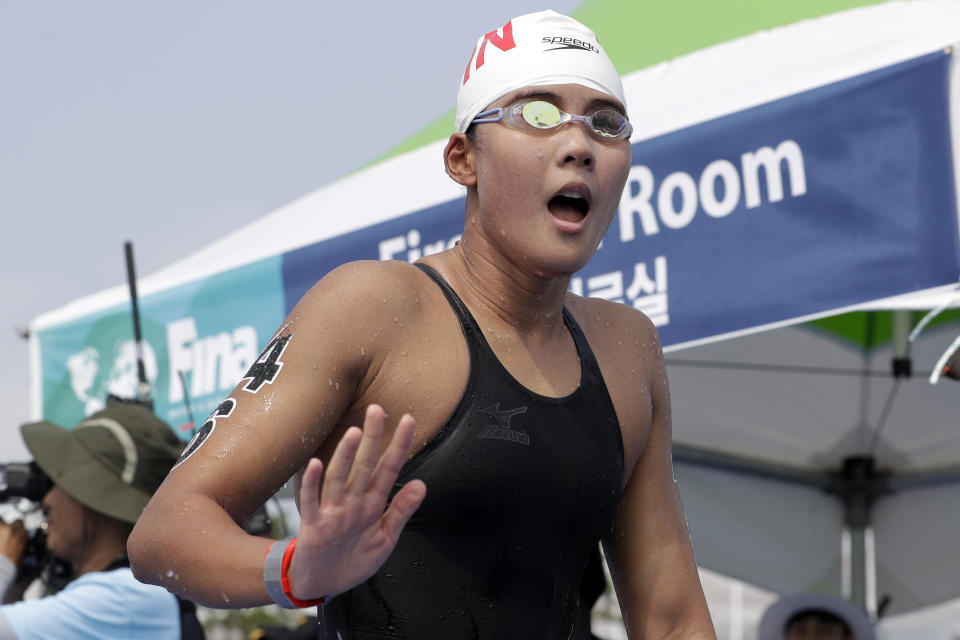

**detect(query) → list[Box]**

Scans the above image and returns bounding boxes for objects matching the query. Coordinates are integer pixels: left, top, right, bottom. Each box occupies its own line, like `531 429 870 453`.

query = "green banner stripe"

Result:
809 310 960 349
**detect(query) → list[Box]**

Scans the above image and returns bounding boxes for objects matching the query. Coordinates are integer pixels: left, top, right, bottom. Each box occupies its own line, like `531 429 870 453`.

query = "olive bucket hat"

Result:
20 396 183 524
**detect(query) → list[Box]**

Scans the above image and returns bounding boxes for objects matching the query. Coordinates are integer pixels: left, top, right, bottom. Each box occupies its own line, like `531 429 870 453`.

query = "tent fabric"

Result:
668 322 960 473
668 317 960 613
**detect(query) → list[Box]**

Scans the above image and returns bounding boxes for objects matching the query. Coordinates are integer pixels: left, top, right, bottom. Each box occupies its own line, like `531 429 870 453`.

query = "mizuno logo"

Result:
477 403 530 446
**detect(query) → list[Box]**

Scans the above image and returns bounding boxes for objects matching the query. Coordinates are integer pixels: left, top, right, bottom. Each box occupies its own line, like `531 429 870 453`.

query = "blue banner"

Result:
282 51 959 348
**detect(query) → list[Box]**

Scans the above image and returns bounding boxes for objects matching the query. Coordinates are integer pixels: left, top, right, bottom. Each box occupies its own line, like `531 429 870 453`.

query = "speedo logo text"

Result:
541 36 600 53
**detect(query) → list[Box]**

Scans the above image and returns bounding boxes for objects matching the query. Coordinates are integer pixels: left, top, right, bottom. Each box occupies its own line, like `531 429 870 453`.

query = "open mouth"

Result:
547 188 591 223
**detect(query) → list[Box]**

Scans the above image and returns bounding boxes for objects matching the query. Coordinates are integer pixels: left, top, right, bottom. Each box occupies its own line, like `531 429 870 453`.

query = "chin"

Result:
531 251 596 279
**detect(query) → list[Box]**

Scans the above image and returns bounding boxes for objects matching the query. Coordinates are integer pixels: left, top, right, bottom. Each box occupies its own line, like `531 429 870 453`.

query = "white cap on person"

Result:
758 593 875 640
455 10 626 134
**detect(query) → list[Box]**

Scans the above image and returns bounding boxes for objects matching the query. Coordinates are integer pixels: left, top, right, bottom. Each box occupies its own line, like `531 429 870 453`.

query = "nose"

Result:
556 121 595 169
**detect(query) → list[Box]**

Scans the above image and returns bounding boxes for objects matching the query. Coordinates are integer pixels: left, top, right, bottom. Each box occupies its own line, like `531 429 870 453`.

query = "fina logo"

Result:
167 317 258 404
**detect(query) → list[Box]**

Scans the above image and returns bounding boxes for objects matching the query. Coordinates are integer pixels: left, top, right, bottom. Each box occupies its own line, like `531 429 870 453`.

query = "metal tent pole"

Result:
830 456 888 616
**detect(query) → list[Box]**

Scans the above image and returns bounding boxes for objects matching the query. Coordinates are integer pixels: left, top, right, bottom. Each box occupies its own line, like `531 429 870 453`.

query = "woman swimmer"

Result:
130 10 716 639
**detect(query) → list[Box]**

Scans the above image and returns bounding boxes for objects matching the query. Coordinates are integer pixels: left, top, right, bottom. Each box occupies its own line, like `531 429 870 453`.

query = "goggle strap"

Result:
471 108 504 124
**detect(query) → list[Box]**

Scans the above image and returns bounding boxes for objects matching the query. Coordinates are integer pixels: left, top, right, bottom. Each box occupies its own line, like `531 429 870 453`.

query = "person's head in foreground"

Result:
758 593 876 640
445 9 632 274
21 396 182 574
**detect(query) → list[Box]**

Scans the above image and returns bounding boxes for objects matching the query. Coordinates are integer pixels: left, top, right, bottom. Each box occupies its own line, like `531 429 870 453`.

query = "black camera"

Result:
0 462 53 503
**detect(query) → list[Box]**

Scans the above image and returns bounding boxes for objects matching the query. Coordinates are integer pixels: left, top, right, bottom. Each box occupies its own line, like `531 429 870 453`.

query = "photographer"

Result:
0 396 203 639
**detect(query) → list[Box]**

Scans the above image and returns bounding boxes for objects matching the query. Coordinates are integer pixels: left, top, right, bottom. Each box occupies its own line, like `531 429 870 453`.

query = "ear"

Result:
443 133 477 188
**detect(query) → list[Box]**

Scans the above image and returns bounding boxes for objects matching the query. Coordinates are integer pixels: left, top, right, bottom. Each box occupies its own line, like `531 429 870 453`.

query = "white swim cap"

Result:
455 10 625 134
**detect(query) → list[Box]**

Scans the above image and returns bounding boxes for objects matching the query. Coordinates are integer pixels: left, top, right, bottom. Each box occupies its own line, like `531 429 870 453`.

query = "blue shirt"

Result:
0 567 180 640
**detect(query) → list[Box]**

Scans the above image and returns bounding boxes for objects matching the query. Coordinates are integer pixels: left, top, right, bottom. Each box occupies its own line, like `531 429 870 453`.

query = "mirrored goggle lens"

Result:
587 109 629 139
519 101 564 129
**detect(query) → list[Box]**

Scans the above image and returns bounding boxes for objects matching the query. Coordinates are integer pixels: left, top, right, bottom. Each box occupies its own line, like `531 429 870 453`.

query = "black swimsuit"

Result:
319 264 624 639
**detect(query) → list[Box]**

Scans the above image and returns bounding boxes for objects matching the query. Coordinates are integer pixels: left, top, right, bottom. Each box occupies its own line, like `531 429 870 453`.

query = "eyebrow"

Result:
505 88 627 116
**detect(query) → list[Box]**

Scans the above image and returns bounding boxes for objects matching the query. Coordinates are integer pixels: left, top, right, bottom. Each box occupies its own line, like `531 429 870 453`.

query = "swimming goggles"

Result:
471 99 633 142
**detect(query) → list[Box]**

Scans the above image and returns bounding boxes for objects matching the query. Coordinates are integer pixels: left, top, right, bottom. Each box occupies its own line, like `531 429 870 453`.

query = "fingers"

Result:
345 405 385 496
297 458 324 526
319 426 362 506
295 407 425 578
304 406 418 524
369 413 417 497
0 520 29 560
381 479 426 541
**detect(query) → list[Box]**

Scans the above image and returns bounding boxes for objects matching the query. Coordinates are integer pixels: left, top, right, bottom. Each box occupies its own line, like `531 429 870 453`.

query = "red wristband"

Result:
280 538 325 608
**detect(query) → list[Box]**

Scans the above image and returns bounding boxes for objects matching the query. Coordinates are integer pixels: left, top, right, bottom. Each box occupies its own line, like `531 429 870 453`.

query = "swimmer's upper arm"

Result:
166 260 406 513
602 317 715 640
129 260 418 606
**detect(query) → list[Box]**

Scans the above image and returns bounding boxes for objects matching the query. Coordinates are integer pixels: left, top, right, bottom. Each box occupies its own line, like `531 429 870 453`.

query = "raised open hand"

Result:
285 404 426 601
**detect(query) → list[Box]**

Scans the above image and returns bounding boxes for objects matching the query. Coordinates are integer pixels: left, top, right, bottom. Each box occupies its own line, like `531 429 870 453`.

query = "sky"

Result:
0 1 581 461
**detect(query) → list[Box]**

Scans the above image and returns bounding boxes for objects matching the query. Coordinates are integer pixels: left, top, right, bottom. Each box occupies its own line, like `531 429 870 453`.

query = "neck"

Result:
444 240 571 338
74 510 130 576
